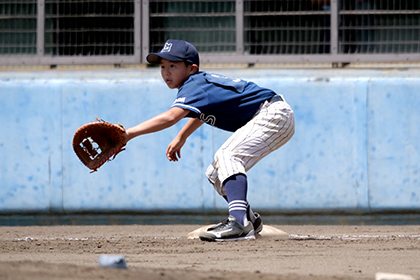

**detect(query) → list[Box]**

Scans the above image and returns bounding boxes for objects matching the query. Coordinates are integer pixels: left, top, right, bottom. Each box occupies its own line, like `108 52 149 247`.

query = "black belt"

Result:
267 95 283 104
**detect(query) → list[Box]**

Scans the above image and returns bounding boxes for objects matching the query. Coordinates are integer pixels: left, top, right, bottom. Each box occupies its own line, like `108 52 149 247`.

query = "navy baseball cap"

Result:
146 39 200 67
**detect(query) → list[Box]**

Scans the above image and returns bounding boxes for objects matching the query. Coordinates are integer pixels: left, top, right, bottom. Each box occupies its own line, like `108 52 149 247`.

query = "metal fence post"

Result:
135 0 142 63
37 0 45 58
236 0 244 54
141 0 149 64
330 0 339 57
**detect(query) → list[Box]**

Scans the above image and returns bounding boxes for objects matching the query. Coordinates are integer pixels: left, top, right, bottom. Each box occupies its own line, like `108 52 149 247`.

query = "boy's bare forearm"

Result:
177 118 204 140
125 114 172 140
125 107 189 142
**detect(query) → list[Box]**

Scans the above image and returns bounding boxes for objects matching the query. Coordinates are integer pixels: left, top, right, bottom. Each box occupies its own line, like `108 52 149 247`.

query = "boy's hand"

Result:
166 116 203 162
166 136 186 162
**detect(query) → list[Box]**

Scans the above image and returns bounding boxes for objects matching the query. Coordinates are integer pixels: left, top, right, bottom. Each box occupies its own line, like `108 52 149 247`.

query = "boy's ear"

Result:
190 64 199 74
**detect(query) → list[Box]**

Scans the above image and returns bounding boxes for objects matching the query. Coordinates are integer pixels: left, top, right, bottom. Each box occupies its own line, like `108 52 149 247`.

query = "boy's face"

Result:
160 59 197 89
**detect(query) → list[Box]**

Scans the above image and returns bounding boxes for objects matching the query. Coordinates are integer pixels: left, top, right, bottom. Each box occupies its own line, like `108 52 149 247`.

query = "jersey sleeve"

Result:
171 73 209 117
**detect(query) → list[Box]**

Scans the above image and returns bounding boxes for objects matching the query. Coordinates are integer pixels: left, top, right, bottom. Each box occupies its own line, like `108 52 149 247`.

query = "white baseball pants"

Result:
205 95 295 196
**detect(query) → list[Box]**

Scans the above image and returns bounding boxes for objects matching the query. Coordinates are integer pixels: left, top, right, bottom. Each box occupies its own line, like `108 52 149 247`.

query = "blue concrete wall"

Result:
1 68 419 214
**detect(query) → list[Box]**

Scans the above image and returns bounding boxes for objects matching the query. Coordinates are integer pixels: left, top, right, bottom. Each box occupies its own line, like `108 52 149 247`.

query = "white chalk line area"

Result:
10 234 420 242
289 234 420 241
12 236 183 242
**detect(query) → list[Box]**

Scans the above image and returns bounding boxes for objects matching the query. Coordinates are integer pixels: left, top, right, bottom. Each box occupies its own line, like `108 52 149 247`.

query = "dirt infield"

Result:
0 224 419 280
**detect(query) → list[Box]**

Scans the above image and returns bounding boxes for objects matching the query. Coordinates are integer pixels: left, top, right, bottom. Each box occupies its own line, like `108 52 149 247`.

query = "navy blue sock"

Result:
224 174 248 225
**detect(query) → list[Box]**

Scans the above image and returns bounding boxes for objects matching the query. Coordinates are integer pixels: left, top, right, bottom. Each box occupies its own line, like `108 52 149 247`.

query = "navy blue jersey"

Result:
171 71 276 132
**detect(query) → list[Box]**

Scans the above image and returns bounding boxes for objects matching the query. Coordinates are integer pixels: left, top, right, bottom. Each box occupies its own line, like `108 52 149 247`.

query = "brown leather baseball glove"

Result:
73 118 126 172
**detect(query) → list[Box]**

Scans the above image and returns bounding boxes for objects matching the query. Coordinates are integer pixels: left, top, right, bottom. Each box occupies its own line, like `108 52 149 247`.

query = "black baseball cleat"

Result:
199 215 255 242
246 205 263 234
252 212 263 234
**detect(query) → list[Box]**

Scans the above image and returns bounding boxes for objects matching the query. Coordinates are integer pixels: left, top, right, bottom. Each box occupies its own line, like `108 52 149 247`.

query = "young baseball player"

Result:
124 39 295 241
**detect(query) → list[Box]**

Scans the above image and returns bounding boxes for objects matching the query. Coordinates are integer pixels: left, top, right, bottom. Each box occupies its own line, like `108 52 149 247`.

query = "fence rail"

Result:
1 0 420 66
